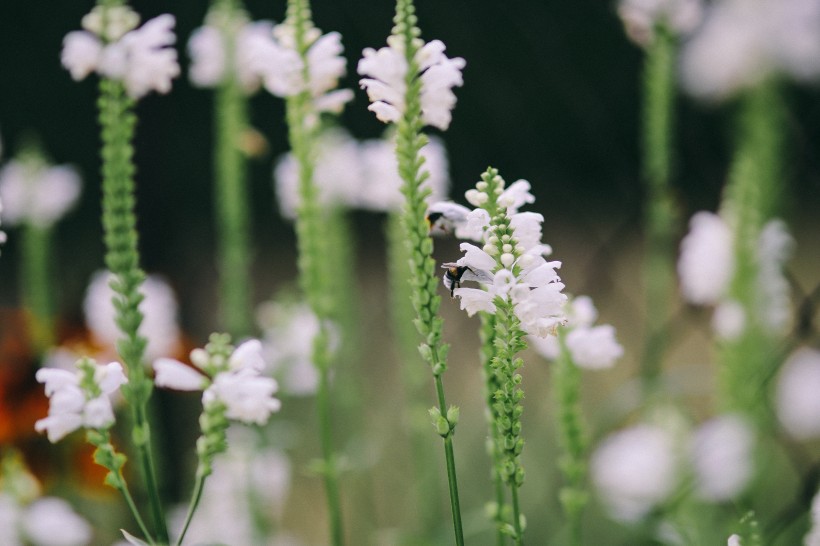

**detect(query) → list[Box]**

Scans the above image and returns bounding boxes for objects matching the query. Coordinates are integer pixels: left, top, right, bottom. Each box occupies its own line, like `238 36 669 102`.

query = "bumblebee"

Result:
441 262 493 297
426 202 471 236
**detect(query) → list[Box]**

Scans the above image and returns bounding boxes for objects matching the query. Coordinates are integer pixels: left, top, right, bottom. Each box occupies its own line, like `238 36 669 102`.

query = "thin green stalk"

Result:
719 80 785 423
284 1 345 542
391 1 465 542
554 331 588 546
21 223 55 354
480 311 508 545
98 74 168 544
213 1 253 337
175 471 206 546
639 25 677 396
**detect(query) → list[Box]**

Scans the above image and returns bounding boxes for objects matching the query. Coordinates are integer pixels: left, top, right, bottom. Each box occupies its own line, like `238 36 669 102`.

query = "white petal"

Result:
153 358 207 391
456 242 497 271
35 367 79 396
83 396 116 429
229 339 266 372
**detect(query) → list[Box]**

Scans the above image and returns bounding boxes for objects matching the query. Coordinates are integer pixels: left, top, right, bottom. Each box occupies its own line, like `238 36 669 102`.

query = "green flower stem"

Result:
392 1 465 543
213 0 253 337
87 429 154 545
386 212 443 537
98 74 168 544
20 223 55 355
284 1 345 543
719 80 785 422
554 330 588 546
480 311 508 545
639 26 677 396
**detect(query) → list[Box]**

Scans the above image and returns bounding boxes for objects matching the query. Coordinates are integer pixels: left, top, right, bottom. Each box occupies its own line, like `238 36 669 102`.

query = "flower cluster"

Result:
617 0 703 47
273 128 450 218
188 9 272 94
153 335 280 425
0 494 93 546
677 211 793 339
61 5 179 99
444 173 567 338
0 156 81 229
591 413 755 522
358 36 465 130
680 0 820 100
529 295 624 370
775 347 820 440
247 20 353 116
34 358 127 443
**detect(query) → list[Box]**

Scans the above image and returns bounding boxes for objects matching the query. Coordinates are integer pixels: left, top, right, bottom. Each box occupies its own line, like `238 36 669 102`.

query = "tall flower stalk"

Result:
61 1 181 542
357 0 467 542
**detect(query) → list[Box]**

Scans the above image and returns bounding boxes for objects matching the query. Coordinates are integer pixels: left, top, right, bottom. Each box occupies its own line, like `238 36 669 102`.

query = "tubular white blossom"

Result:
153 358 207 391
565 325 624 369
678 211 734 305
617 0 703 47
690 414 754 501
61 9 179 100
358 36 465 130
21 497 93 546
591 424 679 522
680 0 820 100
0 161 81 228
34 360 127 443
776 347 820 440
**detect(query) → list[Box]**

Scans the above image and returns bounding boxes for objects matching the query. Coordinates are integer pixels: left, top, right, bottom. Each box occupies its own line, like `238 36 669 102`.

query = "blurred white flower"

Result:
257 300 323 396
153 339 281 426
678 211 734 305
712 300 746 340
680 0 820 100
274 130 450 218
35 359 127 443
171 435 292 544
0 160 81 229
591 424 679 522
0 493 22 546
618 0 703 47
804 488 820 546
248 21 352 118
189 17 273 94
756 219 793 333
83 270 182 362
690 414 754 501
62 8 179 99
776 347 820 440
728 535 742 546
21 497 93 546
358 36 465 130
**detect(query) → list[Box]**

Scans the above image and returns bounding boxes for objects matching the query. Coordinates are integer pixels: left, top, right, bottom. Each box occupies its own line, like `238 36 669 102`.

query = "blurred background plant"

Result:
0 0 819 545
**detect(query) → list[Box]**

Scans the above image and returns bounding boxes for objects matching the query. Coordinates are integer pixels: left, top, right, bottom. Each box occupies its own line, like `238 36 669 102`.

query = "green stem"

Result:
639 26 677 396
213 10 253 338
21 223 55 355
98 76 168 544
434 373 465 546
510 481 523 546
118 479 156 545
316 331 344 546
175 470 207 546
554 331 588 546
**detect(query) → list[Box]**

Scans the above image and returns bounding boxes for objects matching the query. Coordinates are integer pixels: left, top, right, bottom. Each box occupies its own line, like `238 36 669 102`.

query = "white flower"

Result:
358 37 465 130
618 0 703 47
591 424 679 522
728 535 742 546
153 339 281 426
0 493 21 546
497 180 535 215
83 271 182 362
189 20 273 93
680 0 820 100
249 22 352 116
776 347 820 440
456 242 497 271
712 300 746 340
0 160 81 228
690 414 754 501
187 25 225 87
62 10 179 100
21 497 92 546
565 325 624 370
804 489 820 546
678 211 734 305
257 301 326 396
35 360 127 443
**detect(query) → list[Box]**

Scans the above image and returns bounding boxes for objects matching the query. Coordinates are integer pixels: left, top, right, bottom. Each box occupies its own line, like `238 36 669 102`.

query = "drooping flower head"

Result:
188 5 273 94
446 169 567 338
358 28 465 131
0 150 81 229
34 357 127 443
61 4 179 99
153 334 280 425
617 0 703 47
